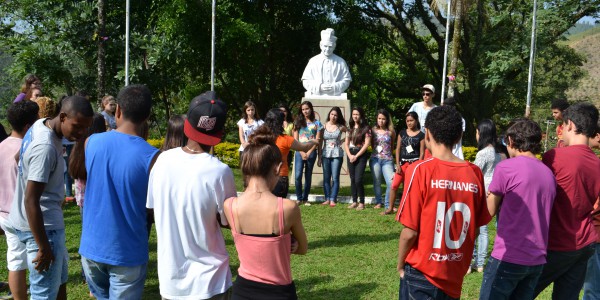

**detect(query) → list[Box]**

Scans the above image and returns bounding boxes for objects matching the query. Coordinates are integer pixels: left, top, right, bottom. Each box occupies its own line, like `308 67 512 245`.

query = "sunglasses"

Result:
422 92 431 96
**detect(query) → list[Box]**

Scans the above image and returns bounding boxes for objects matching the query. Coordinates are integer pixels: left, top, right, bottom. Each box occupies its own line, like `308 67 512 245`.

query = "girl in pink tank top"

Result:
224 126 307 300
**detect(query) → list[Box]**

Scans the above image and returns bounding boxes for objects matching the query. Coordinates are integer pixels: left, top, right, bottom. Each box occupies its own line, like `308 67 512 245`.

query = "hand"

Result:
33 243 54 272
290 235 299 253
349 155 357 163
317 159 322 167
397 263 405 279
301 152 308 160
396 165 402 174
320 84 333 92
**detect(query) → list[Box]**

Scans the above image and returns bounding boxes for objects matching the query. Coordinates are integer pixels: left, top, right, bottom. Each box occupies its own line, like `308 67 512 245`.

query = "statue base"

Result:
304 92 348 100
291 97 352 188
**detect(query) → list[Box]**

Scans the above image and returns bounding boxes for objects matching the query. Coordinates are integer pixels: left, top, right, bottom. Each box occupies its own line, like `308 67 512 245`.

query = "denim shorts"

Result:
15 229 68 300
82 256 147 300
0 218 27 271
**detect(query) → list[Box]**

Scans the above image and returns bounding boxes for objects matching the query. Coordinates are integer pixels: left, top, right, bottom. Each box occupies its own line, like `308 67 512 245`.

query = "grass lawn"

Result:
0 168 562 299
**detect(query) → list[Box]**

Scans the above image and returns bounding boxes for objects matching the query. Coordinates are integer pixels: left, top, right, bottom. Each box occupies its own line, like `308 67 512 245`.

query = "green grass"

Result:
0 200 564 299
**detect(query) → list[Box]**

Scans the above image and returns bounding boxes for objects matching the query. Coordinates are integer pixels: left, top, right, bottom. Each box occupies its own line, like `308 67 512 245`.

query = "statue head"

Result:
319 28 337 57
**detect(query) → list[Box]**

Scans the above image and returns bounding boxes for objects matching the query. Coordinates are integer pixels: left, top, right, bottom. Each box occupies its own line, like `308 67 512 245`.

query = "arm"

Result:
355 133 371 157
397 226 418 278
25 181 54 272
315 129 323 166
291 139 318 152
238 125 247 149
395 133 402 169
290 203 308 255
486 191 503 217
419 139 425 160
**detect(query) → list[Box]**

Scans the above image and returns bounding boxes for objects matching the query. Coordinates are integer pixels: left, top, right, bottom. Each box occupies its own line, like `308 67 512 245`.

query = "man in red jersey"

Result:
534 102 600 300
396 106 492 299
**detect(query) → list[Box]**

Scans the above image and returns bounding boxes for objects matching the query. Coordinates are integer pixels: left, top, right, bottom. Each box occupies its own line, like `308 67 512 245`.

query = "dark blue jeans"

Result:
64 144 74 197
399 264 457 300
294 151 317 202
533 243 595 300
479 257 543 300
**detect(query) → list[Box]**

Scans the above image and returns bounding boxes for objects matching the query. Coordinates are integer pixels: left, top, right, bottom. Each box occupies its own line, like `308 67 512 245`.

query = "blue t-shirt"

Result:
79 131 159 266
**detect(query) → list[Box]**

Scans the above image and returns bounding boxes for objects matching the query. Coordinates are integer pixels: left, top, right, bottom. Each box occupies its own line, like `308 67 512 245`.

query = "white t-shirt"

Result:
452 117 466 159
237 118 264 151
408 101 436 133
147 148 237 299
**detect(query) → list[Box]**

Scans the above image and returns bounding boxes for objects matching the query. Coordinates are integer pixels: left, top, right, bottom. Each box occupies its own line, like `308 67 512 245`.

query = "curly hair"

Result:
7 101 39 133
34 97 57 119
505 118 542 154
424 106 462 148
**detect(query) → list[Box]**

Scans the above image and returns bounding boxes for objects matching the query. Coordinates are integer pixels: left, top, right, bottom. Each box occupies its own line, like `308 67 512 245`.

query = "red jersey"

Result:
396 158 491 298
542 145 600 251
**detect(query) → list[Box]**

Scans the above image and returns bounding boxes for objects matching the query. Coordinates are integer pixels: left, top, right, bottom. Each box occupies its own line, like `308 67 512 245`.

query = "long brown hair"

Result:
241 126 281 178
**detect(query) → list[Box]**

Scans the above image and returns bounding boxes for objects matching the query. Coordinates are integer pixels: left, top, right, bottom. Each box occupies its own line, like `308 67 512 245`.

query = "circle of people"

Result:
1 76 599 300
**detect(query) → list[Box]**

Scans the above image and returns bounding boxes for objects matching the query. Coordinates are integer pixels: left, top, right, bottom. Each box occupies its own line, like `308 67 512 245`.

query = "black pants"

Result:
348 153 368 204
233 275 297 300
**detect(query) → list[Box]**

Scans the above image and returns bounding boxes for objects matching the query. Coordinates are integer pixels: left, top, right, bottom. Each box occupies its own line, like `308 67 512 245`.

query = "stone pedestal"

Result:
291 97 351 188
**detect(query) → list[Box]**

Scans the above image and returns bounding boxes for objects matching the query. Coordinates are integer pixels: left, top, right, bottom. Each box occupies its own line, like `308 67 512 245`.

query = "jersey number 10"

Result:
433 202 471 249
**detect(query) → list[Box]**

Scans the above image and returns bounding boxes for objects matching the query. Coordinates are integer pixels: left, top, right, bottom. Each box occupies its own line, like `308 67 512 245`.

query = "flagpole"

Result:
440 0 452 104
125 0 130 86
211 0 216 91
525 0 538 117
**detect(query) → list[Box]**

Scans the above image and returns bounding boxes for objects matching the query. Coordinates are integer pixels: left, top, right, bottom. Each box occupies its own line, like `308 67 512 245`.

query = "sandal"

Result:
330 201 336 207
373 203 383 209
380 209 394 215
321 200 330 206
348 202 358 209
356 203 365 210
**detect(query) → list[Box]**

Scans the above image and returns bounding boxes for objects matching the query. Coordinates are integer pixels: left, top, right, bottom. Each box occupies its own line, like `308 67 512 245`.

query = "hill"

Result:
565 26 600 106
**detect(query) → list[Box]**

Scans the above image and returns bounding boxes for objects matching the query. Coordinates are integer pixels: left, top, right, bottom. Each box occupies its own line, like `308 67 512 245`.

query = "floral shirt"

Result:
297 120 323 143
371 129 393 161
322 126 344 158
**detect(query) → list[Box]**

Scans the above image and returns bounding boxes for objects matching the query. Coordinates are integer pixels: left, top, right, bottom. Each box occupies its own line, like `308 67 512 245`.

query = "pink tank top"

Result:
229 197 293 285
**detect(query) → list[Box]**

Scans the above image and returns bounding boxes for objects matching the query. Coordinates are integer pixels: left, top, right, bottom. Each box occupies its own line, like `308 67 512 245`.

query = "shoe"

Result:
373 203 383 209
356 203 365 210
65 196 76 203
304 202 311 206
348 202 358 209
330 202 336 207
321 200 330 205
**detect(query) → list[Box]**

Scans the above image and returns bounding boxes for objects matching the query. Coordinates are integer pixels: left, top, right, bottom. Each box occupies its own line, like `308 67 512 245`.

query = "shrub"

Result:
463 146 477 162
147 137 241 168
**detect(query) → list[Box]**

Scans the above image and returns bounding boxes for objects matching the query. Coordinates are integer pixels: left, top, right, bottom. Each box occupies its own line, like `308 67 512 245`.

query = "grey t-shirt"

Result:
9 118 66 231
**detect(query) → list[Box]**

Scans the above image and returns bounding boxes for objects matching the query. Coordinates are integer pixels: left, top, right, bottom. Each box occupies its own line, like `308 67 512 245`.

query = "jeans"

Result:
348 152 369 204
479 257 543 300
583 243 600 300
294 151 317 202
322 156 343 202
399 264 457 300
533 243 595 300
369 157 394 208
15 229 68 300
272 176 289 198
81 256 147 300
473 225 489 268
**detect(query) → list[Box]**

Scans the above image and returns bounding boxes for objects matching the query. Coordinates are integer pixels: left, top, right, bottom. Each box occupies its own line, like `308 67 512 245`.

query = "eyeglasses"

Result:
422 92 431 96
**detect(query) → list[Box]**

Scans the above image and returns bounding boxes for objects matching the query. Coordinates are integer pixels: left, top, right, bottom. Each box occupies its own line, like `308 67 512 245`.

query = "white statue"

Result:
301 28 352 97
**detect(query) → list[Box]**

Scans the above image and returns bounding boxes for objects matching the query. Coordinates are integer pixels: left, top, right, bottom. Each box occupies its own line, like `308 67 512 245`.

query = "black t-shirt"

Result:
399 129 425 161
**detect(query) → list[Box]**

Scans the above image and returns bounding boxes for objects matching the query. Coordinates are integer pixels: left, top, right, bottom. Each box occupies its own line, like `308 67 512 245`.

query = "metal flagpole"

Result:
211 0 216 91
125 0 130 86
525 0 538 117
440 0 452 104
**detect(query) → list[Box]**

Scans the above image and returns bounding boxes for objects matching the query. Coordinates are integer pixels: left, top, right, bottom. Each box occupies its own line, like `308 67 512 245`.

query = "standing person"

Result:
278 103 295 170
161 115 187 151
383 111 424 215
147 92 238 299
100 95 117 131
442 97 465 159
583 121 600 300
237 101 264 160
343 107 371 210
13 75 41 103
224 126 308 299
533 102 600 300
79 85 160 299
479 119 556 299
369 109 396 210
0 101 39 300
408 84 437 133
396 106 491 300
265 109 318 199
8 96 93 299
293 101 323 206
320 107 347 207
551 98 569 148
469 119 503 274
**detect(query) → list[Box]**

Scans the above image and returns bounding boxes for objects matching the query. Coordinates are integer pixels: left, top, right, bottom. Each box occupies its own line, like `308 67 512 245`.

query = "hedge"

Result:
146 138 241 168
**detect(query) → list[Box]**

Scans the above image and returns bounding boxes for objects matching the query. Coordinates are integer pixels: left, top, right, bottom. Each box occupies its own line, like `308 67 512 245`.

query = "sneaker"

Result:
348 202 358 209
304 202 311 206
356 203 365 210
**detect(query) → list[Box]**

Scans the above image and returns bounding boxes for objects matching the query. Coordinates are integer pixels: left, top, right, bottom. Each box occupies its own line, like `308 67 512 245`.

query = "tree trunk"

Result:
97 0 106 104
447 0 463 98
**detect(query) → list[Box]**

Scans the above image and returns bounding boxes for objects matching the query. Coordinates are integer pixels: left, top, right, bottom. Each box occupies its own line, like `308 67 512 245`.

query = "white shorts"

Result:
0 218 27 271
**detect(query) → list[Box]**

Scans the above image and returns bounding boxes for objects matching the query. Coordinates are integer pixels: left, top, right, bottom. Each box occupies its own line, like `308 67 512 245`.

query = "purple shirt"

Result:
489 156 556 265
13 93 26 103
